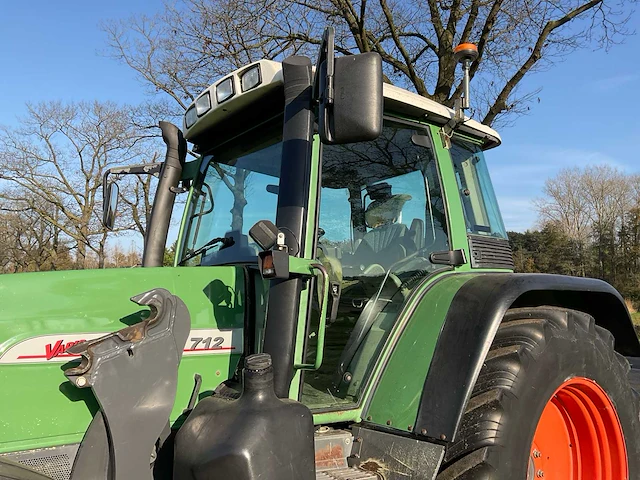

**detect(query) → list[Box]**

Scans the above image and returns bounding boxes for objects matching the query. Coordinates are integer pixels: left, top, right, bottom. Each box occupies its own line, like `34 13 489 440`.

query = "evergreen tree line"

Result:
509 165 640 306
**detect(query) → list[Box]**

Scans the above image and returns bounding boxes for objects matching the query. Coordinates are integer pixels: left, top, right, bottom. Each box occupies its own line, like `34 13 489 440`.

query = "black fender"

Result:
415 272 640 443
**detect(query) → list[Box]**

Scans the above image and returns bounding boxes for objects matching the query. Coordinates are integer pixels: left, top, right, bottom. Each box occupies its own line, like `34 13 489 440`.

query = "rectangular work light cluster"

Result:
183 60 284 139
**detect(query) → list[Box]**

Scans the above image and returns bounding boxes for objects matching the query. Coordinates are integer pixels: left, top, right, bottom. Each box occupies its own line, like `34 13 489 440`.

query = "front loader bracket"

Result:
64 288 191 480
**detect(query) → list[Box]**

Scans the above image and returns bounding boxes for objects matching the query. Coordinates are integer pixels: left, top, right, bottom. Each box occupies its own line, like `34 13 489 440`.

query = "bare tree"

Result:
0 101 158 269
0 195 75 273
536 167 591 244
107 242 143 268
580 164 631 279
104 0 634 127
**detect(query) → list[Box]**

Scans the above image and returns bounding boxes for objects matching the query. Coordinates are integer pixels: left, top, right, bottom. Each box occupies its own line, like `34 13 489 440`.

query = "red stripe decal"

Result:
17 353 79 359
17 346 236 359
187 347 236 351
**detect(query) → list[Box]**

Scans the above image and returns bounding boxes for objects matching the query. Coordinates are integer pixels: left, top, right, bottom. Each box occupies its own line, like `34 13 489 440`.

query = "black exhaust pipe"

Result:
142 121 187 267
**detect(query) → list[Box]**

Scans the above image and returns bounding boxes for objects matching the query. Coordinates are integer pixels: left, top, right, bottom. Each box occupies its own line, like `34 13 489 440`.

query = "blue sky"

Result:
488 10 640 231
0 1 154 112
1 1 638 234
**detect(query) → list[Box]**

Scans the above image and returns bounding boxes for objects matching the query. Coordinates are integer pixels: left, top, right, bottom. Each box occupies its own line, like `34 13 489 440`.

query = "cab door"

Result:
298 120 453 416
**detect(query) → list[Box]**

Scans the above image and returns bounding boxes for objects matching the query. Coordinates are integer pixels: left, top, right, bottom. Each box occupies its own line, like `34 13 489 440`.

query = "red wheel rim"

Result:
530 377 628 479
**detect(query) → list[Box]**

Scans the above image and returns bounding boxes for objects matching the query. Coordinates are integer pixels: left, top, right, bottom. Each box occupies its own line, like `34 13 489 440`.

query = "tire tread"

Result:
437 306 634 478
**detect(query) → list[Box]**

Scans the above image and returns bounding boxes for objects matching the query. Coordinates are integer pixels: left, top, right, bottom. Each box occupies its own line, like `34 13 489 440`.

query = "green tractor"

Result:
2 28 640 480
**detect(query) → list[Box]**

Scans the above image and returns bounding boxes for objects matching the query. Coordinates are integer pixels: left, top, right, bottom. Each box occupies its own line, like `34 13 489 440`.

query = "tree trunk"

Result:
229 170 248 232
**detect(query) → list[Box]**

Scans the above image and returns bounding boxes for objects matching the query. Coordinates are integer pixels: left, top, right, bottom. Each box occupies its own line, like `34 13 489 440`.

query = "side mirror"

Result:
314 27 383 145
103 182 119 230
101 162 162 232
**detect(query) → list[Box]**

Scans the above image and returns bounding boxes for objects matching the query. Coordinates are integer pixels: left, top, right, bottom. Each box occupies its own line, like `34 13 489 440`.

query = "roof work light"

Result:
216 77 235 104
241 64 262 92
195 92 211 116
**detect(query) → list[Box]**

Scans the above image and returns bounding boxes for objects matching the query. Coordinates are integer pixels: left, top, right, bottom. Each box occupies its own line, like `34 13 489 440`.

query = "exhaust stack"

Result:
142 122 187 267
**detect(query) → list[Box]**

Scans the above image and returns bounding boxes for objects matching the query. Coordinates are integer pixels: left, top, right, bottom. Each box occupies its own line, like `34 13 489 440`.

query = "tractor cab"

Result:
171 55 509 415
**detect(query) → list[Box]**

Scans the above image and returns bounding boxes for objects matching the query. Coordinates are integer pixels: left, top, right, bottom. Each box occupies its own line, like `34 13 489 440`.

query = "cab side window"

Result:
450 140 507 239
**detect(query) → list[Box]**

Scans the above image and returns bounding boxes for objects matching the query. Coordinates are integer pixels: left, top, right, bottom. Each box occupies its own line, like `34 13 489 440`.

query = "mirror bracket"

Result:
102 162 165 230
439 105 460 149
314 27 337 144
313 27 335 106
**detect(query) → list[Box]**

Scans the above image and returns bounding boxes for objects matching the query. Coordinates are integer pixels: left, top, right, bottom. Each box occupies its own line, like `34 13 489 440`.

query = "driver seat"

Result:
359 223 408 254
350 188 413 269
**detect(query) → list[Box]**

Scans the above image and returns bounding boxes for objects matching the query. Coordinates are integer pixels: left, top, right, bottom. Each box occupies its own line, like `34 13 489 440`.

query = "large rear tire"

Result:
437 306 640 479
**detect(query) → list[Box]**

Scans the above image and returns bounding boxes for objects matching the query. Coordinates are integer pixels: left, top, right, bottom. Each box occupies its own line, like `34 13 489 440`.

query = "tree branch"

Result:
483 0 602 125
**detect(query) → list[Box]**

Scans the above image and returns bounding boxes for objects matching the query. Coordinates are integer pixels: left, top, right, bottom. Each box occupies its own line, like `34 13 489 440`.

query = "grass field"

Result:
633 312 640 326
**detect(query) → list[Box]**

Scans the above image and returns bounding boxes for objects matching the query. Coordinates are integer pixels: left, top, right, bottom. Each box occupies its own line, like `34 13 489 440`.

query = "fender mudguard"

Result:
415 272 640 442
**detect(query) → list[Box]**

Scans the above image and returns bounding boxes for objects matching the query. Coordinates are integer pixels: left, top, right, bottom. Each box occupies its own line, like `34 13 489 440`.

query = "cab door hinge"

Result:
430 249 467 267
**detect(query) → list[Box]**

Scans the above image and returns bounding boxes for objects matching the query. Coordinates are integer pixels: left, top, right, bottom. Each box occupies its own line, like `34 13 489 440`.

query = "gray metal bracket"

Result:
349 426 444 480
64 288 191 480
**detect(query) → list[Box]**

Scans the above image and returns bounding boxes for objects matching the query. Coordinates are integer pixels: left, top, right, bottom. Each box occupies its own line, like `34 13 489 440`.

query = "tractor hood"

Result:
0 266 246 454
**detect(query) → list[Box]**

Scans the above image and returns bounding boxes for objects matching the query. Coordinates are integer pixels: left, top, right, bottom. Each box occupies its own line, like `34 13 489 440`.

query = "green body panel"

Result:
309 270 475 426
0 266 244 453
364 272 480 430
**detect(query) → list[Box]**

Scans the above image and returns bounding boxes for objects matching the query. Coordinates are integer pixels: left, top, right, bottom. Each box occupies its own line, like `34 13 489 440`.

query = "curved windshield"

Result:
181 137 282 266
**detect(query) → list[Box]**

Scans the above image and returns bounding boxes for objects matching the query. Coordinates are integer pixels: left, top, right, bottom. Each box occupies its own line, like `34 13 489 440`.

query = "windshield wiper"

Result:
181 236 235 265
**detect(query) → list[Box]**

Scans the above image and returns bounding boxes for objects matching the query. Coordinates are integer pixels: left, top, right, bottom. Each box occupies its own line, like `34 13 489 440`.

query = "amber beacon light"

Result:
453 43 478 110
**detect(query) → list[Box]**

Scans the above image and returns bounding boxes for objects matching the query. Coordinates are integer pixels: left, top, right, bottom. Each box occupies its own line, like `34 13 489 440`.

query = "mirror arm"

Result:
315 27 337 144
108 163 163 178
313 27 335 103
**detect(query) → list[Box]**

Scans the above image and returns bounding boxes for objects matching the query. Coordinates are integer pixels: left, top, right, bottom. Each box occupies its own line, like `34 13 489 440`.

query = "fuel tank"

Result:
174 353 315 480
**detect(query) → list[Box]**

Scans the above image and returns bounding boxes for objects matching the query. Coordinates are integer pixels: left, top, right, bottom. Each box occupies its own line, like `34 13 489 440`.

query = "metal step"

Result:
316 467 380 479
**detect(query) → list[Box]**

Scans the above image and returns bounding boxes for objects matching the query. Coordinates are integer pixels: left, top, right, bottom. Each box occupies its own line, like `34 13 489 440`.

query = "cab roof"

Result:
383 83 501 148
184 59 501 150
